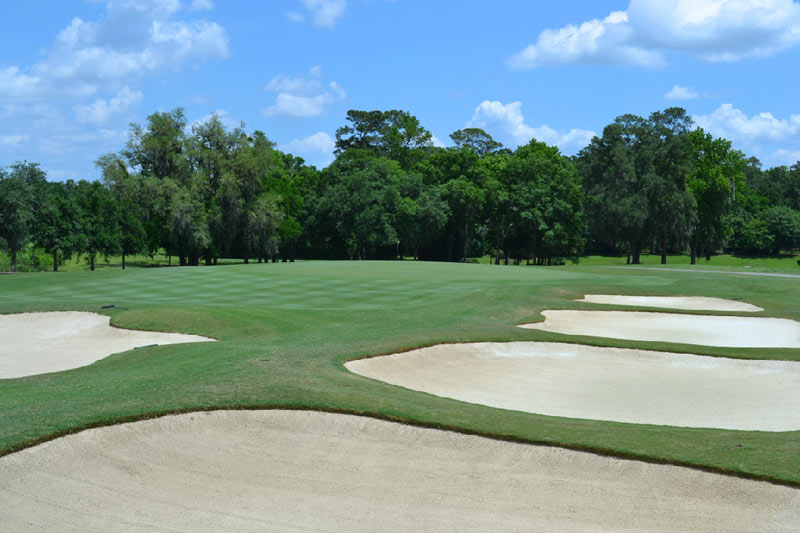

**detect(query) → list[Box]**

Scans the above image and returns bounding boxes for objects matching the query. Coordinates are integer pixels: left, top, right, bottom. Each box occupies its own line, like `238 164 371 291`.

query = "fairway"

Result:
1 261 800 511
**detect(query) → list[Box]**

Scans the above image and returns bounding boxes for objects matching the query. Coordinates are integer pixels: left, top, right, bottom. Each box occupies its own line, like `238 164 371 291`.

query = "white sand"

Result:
346 342 800 431
1 410 797 531
578 294 763 312
0 312 214 379
519 310 800 347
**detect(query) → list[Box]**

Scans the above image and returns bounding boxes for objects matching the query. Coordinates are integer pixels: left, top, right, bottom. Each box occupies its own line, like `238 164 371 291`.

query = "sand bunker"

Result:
0 312 214 378
346 342 800 431
519 310 800 348
578 294 763 312
1 411 797 531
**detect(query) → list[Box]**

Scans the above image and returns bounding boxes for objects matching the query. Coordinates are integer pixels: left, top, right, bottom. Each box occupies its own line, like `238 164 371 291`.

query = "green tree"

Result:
762 206 800 254
0 162 46 272
687 129 745 263
34 181 86 272
449 128 503 157
75 180 121 271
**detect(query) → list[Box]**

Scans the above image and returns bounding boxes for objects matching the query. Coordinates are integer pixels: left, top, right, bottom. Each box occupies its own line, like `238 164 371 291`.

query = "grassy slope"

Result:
1 261 799 486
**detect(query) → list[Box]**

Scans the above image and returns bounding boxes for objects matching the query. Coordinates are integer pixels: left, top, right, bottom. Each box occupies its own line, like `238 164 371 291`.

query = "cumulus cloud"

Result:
693 103 800 166
694 103 800 144
509 0 800 69
186 109 241 133
299 0 346 28
665 85 700 99
264 66 346 118
0 2 229 180
0 1 229 101
771 149 800 165
279 131 336 167
75 86 142 125
467 100 595 154
431 134 447 148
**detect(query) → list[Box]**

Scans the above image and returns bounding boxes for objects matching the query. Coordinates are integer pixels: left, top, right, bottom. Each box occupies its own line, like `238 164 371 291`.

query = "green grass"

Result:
2 260 800 486
472 252 800 273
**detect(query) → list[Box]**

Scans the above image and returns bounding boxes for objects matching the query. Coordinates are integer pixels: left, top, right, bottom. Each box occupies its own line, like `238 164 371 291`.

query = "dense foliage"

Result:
1 107 799 271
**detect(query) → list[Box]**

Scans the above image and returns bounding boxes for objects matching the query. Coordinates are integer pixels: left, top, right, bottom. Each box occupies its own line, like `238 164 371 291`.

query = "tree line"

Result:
1 107 799 272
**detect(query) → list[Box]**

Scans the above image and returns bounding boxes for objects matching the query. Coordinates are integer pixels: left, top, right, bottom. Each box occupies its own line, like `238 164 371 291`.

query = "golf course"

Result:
1 260 800 529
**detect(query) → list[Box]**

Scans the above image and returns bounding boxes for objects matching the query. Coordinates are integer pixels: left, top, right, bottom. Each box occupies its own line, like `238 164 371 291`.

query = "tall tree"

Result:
687 129 745 263
449 128 503 157
75 180 120 271
34 181 86 271
0 162 46 272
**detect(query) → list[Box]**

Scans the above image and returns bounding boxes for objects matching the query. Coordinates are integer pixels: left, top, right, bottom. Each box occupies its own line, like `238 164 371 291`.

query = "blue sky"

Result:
2 0 800 179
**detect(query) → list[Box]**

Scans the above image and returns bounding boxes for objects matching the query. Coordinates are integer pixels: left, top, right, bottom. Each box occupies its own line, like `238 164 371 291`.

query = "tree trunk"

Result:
122 254 126 270
660 228 667 265
244 256 249 264
463 213 469 263
10 248 17 272
690 241 697 265
632 244 641 265
90 254 95 271
445 233 454 262
53 250 58 272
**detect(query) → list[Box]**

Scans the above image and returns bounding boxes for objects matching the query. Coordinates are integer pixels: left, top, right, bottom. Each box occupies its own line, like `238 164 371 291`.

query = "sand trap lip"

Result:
0 312 215 379
346 342 800 431
519 310 800 348
577 294 763 312
1 410 797 531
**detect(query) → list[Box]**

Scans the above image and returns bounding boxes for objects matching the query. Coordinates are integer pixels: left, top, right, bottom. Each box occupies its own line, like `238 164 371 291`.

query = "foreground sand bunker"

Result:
1 410 797 531
0 312 214 378
519 310 800 348
578 294 763 312
346 342 800 431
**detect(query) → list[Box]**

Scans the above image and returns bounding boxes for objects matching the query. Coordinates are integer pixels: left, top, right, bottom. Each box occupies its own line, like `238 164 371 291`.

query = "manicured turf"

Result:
1 261 799 486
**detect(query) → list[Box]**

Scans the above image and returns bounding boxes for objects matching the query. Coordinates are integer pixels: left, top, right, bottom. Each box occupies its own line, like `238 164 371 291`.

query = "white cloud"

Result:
770 149 800 165
286 11 306 23
186 109 241 132
190 0 214 11
509 0 800 68
299 0 346 29
665 85 700 99
467 100 595 154
0 1 229 101
75 86 142 125
431 134 447 148
509 11 663 69
279 131 336 167
0 2 229 181
264 66 346 118
0 134 29 147
694 103 800 144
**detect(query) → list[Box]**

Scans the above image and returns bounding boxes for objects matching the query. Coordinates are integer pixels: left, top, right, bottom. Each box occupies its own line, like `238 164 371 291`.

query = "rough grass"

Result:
1 260 799 486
